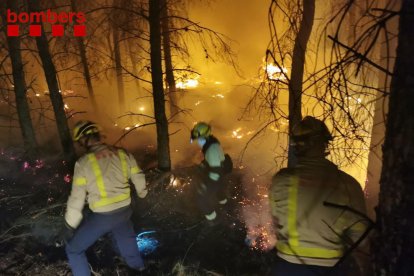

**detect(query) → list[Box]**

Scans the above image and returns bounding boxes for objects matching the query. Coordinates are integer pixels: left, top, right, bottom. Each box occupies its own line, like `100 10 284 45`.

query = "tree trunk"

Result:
149 0 171 171
365 0 399 219
112 0 125 112
287 0 315 167
374 0 414 274
70 0 97 113
6 0 37 155
28 0 75 162
127 40 143 95
160 0 179 119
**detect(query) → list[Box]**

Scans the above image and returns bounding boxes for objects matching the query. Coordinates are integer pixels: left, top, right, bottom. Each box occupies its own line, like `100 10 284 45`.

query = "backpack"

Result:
222 153 233 175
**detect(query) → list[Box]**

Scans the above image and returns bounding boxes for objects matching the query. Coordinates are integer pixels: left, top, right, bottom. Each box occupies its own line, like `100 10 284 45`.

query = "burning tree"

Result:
247 0 386 173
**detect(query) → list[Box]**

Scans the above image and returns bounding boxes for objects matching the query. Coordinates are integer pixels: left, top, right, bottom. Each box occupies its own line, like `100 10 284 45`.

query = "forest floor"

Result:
0 148 275 276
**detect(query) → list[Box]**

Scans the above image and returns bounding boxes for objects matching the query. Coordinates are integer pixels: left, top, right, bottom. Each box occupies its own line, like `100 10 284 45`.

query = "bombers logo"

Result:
6 9 86 37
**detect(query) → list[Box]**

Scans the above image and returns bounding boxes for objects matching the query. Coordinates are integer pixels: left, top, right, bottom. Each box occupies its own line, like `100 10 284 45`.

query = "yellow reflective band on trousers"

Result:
277 176 343 259
87 153 130 210
118 150 128 182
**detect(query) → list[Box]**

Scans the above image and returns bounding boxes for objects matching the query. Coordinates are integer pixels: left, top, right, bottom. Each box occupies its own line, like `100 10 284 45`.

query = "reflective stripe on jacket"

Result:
269 157 367 266
65 144 147 228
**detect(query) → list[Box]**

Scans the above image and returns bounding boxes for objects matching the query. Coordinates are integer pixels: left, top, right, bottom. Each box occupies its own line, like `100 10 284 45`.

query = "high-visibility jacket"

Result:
65 144 147 229
269 157 367 266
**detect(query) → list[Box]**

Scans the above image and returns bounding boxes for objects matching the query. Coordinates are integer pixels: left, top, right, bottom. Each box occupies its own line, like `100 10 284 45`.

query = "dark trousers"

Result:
65 206 144 276
196 178 227 216
271 256 349 276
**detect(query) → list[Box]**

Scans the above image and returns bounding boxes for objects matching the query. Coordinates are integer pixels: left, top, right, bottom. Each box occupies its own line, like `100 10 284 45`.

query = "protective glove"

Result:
55 221 75 247
137 188 148 198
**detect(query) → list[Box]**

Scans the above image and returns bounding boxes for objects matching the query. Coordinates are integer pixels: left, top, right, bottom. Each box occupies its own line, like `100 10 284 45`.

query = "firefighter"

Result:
60 120 147 275
269 116 369 276
191 122 228 222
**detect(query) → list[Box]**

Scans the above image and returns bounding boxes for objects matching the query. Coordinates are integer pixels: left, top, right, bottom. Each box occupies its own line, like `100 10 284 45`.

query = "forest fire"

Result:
1 0 411 275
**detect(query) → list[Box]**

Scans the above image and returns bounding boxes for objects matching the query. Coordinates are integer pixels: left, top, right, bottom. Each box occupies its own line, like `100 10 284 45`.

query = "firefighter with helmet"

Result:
191 122 229 222
269 116 370 275
59 120 147 275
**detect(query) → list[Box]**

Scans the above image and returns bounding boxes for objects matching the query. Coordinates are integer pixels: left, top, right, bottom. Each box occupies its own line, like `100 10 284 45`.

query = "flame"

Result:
176 78 199 89
231 127 253 139
232 130 243 139
124 123 141 131
169 175 180 187
167 174 190 192
264 63 288 80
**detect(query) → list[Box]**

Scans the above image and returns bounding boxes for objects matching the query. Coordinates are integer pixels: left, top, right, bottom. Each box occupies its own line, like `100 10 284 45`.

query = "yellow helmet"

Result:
291 116 332 142
191 122 211 140
72 120 100 141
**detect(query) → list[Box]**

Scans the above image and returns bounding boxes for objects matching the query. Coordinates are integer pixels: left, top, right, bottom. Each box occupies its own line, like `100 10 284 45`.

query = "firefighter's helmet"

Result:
73 120 100 141
291 116 332 142
191 122 211 140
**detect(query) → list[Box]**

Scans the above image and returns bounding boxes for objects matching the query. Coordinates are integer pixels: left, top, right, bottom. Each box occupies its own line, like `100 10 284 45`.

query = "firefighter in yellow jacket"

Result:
61 120 147 275
269 116 369 275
